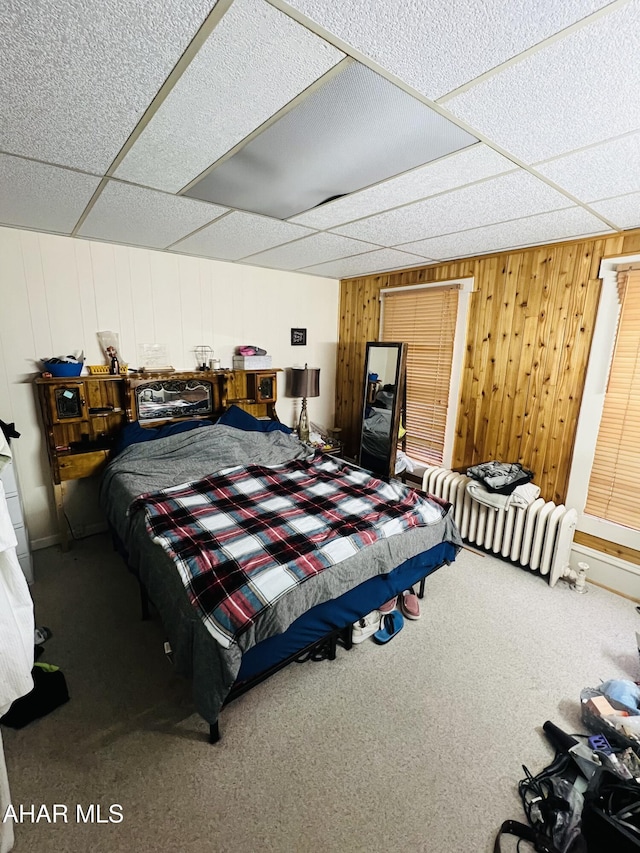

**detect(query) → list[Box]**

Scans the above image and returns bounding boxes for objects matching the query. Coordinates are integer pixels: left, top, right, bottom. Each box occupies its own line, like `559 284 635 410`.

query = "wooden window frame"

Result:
566 253 640 547
379 277 473 469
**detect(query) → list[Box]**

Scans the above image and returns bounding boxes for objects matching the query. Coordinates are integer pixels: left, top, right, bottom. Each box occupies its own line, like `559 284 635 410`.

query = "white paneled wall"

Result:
0 226 339 548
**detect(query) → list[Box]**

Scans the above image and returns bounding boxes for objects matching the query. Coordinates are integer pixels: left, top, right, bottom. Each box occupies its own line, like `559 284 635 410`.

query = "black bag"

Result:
467 460 534 495
494 819 586 852
581 769 640 852
0 662 69 729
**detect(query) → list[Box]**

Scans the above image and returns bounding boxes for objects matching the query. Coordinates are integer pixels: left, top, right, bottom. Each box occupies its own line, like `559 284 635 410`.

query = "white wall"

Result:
0 226 339 547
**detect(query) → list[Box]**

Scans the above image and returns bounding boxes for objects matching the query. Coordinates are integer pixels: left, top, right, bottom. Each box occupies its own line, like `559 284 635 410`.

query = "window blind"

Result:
381 285 459 465
584 269 640 530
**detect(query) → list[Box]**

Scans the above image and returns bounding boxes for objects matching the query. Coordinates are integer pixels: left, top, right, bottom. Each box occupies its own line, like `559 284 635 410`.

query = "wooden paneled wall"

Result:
337 231 640 504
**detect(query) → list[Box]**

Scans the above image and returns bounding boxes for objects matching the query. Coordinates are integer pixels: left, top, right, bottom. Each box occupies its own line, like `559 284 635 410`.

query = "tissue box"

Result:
232 355 272 370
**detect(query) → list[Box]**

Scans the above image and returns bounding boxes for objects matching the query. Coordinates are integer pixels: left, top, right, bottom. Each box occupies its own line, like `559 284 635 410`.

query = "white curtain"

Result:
0 433 34 852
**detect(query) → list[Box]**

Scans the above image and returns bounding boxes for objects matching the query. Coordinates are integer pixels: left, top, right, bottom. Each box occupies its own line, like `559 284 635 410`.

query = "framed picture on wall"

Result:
291 328 307 346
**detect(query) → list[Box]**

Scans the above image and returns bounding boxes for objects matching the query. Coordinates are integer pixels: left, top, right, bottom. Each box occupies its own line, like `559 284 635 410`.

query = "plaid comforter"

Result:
129 454 447 648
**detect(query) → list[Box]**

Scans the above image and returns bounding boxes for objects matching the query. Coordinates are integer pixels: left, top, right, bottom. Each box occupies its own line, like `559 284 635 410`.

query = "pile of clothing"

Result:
466 460 539 510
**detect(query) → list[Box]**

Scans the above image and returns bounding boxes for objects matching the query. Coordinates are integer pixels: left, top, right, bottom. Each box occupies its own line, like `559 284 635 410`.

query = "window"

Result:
380 280 470 466
584 267 640 531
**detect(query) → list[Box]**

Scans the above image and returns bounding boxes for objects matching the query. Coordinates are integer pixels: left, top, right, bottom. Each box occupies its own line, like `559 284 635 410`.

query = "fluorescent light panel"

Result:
184 62 477 219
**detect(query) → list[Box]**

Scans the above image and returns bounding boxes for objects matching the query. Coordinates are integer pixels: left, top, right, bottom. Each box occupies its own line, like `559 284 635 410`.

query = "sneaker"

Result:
399 589 421 620
378 597 398 614
34 626 53 644
352 611 381 644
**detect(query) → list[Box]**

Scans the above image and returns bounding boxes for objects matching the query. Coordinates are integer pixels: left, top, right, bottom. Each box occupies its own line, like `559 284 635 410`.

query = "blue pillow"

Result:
114 419 213 455
216 405 293 434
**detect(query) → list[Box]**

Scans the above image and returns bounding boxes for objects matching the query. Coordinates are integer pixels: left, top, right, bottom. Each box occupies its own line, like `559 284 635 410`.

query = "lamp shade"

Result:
290 366 320 398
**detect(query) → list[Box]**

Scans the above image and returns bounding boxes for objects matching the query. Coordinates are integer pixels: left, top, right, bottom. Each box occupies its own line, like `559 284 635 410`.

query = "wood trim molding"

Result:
574 531 640 567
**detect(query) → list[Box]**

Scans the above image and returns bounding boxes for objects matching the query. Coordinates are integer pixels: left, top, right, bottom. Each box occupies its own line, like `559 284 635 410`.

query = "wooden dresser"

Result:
35 374 126 549
221 369 281 420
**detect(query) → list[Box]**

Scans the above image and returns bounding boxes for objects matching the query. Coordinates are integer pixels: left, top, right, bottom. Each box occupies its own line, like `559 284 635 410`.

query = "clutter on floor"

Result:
0 663 69 730
351 588 421 646
494 629 640 852
0 624 69 730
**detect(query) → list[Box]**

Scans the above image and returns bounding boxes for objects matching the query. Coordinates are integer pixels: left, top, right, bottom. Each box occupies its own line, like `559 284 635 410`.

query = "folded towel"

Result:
509 482 541 508
466 480 509 510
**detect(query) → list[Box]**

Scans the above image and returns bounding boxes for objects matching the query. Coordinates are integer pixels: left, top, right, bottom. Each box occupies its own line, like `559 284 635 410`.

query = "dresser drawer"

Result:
58 450 110 481
18 553 33 584
0 463 18 496
5 494 22 526
14 523 28 557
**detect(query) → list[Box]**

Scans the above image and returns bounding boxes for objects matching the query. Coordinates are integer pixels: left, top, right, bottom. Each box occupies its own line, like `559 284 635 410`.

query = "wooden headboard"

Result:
125 371 229 426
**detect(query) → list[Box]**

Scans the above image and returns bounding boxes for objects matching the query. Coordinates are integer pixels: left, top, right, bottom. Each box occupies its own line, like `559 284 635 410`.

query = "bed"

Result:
100 377 462 742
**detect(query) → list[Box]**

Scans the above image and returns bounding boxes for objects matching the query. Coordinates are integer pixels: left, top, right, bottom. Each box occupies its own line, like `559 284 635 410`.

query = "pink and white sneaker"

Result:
399 589 421 620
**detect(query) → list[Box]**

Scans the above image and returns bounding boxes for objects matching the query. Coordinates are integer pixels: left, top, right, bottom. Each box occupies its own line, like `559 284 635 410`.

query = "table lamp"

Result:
290 364 320 443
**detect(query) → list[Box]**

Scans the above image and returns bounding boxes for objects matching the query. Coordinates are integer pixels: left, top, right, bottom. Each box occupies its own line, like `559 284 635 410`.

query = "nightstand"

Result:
305 441 344 456
221 369 281 420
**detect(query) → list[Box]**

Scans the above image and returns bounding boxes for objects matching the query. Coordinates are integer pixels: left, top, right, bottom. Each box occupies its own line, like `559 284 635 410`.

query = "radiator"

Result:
422 466 578 587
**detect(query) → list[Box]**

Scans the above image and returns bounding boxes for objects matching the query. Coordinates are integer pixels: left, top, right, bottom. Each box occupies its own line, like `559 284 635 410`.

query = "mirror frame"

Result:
357 341 407 479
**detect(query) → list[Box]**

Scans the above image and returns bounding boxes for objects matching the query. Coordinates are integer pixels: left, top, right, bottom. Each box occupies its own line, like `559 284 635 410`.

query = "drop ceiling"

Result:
1 0 638 279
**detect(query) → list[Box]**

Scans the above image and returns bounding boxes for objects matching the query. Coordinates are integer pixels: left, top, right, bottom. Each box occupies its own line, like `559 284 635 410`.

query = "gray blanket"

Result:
100 425 461 726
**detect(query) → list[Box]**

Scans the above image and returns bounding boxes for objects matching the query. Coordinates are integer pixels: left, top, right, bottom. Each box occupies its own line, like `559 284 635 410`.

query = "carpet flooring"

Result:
3 534 639 853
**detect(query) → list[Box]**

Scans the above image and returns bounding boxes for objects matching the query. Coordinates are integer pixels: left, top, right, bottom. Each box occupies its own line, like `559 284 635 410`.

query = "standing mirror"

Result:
357 342 407 478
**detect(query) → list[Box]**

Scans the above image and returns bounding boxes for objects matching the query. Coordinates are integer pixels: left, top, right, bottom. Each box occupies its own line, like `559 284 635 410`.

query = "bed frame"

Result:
207 569 441 743
113 371 456 742
135 557 439 744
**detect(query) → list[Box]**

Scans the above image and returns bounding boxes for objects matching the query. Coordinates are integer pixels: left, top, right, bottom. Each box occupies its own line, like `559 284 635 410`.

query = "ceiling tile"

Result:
115 0 343 192
589 193 640 230
444 1 640 162
0 154 101 234
243 231 375 269
300 248 432 278
0 0 217 173
78 181 226 249
535 132 640 202
290 143 515 229
171 211 314 259
283 0 612 99
398 207 613 260
332 171 575 246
